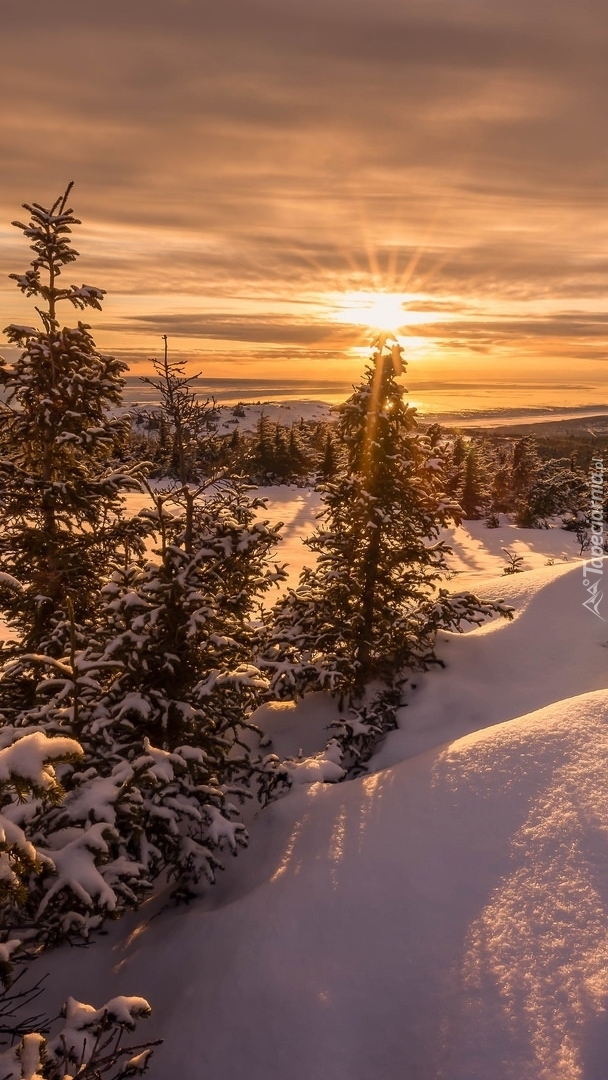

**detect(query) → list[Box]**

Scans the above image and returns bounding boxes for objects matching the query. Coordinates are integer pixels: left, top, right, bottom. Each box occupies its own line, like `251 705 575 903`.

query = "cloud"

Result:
1 0 607 381
100 313 364 347
420 312 608 341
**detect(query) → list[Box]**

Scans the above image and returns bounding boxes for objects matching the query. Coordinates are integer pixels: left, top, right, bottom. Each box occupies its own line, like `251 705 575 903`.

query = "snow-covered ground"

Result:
129 399 334 438
37 504 608 1080
216 400 333 434
124 484 577 595
249 485 323 592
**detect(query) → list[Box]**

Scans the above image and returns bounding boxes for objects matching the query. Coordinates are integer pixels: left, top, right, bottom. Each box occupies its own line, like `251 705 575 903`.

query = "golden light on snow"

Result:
328 808 347 889
269 814 309 882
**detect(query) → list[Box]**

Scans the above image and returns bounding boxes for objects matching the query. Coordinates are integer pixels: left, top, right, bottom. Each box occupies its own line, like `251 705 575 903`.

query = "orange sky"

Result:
1 0 608 395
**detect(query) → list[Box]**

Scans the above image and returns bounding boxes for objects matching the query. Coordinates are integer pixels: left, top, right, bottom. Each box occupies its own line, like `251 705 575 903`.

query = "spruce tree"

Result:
511 436 539 501
445 433 467 496
459 444 489 519
97 481 285 758
0 732 158 1080
288 426 308 478
254 413 275 481
319 430 337 480
0 731 82 924
141 335 218 482
516 457 587 528
10 481 288 933
488 444 513 518
0 187 288 940
261 336 510 767
0 184 144 659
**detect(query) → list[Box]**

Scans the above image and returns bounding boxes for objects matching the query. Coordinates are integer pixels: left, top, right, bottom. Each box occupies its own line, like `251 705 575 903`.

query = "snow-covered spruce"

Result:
87 482 290 883
4 480 288 938
0 262 289 934
0 728 158 1079
0 732 83 923
140 334 220 483
515 450 587 528
0 184 146 675
443 430 589 528
260 336 512 770
0 992 157 1080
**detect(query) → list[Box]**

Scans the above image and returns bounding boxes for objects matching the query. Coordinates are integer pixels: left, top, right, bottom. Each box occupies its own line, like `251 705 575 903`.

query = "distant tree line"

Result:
129 368 607 534
441 429 605 534
131 390 340 485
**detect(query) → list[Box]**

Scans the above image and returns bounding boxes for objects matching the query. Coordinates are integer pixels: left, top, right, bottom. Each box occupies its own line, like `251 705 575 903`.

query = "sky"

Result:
1 0 608 395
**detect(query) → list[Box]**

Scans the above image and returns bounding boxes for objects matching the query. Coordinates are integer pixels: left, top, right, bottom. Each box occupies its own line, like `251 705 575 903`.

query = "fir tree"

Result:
459 444 489 519
447 433 467 495
0 733 158 1080
261 336 510 768
272 425 290 480
511 436 539 500
9 481 288 932
516 457 586 528
0 184 144 659
0 731 82 924
319 430 337 480
0 188 288 940
90 480 289 890
254 413 275 481
452 434 467 466
488 443 513 518
0 985 156 1080
98 481 285 757
287 426 308 479
426 422 444 449
141 336 217 483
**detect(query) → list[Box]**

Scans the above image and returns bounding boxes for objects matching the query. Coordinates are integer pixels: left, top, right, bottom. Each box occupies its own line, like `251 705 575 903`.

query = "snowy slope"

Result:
43 689 608 1080
445 516 582 577
37 550 608 1080
129 399 333 438
375 559 608 765
122 487 582 596
214 400 333 435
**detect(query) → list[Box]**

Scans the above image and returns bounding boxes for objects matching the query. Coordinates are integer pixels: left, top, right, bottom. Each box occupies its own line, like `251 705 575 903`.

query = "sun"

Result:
333 291 412 334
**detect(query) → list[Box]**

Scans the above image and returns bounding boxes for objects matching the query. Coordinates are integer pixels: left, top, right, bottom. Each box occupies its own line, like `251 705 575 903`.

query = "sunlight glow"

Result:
334 291 413 333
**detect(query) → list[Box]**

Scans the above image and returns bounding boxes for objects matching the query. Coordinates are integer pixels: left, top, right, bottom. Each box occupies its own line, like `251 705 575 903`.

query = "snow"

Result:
445 515 580 582
31 512 608 1080
60 994 151 1031
374 559 608 767
248 485 322 591
217 400 333 434
14 1033 44 1080
128 399 333 437
37 823 119 916
124 487 581 600
0 731 82 788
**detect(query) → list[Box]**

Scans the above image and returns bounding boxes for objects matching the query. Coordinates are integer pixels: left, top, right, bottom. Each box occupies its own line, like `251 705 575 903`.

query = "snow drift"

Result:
39 560 608 1080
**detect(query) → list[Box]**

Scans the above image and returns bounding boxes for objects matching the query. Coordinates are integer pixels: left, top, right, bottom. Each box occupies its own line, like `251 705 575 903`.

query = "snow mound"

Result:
43 688 608 1080
375 559 608 766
